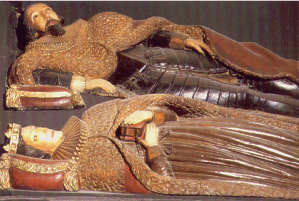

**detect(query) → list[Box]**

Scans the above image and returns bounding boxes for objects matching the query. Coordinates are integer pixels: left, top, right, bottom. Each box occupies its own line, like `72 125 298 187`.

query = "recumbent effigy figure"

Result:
6 3 299 117
1 94 299 198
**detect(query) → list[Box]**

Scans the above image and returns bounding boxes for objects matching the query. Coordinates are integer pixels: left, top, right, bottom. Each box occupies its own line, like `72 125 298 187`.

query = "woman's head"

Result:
20 126 64 155
17 134 51 159
3 124 64 158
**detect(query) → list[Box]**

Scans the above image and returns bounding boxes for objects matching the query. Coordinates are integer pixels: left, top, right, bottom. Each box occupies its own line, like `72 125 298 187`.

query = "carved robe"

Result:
1 94 299 199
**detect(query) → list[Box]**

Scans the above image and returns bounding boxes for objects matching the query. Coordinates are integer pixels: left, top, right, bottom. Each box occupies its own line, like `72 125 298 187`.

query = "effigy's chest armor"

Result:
113 46 299 117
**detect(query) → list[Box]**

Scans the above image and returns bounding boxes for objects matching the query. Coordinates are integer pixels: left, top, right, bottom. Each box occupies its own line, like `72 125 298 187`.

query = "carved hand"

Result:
184 38 214 56
70 75 127 98
140 122 159 148
122 111 154 125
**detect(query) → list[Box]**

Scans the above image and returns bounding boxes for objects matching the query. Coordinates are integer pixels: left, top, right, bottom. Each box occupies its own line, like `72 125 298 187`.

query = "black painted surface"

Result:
0 1 298 200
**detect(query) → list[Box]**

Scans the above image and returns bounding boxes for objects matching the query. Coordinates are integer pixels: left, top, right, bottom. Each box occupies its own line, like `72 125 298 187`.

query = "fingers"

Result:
141 122 159 147
71 76 126 98
184 38 214 56
193 45 205 55
121 111 160 148
123 111 154 125
85 78 117 94
197 40 214 56
139 139 149 147
184 38 204 54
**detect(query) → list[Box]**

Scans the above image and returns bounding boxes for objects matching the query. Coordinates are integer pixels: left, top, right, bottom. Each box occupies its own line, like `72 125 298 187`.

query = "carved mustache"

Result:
45 16 65 36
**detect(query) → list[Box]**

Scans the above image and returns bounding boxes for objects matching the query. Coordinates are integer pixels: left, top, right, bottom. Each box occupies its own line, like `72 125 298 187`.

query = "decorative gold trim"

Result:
8 84 72 98
64 159 80 191
6 84 74 109
6 85 22 108
10 157 68 174
1 154 80 191
0 154 11 189
18 90 71 98
71 92 85 108
3 123 21 154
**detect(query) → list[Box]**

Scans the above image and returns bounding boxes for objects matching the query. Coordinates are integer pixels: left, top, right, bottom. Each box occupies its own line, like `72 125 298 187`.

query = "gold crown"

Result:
3 123 21 154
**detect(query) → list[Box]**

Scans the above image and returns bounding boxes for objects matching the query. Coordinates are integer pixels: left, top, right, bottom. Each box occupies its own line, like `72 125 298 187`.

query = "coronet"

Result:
3 123 21 154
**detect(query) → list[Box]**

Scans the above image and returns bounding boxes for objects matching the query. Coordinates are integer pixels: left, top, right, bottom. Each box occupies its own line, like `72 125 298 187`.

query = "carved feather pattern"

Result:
52 116 88 160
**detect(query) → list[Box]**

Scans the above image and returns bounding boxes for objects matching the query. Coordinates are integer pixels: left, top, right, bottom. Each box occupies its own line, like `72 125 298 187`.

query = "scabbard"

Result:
6 85 85 110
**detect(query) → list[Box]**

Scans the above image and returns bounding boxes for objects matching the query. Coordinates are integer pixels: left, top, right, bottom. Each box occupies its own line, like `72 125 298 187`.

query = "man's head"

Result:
24 3 65 40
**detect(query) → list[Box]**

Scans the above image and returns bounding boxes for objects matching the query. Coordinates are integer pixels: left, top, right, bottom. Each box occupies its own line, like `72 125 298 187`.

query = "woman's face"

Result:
21 126 64 154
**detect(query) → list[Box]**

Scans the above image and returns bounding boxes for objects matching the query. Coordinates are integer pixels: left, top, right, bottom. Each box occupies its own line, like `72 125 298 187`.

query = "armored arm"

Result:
9 52 40 86
6 42 123 110
105 14 211 55
147 30 187 48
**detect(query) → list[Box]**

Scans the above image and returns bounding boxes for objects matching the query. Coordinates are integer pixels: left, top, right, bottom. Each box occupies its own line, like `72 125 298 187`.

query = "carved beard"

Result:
45 18 65 37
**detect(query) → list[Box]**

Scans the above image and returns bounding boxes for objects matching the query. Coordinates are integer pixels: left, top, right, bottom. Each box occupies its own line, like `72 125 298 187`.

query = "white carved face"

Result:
21 126 64 154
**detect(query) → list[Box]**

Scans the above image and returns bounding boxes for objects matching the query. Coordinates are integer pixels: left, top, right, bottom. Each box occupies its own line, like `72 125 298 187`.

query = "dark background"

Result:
0 1 298 200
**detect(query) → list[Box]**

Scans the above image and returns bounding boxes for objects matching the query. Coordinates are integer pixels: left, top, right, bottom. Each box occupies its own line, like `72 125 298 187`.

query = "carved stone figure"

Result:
6 3 299 117
1 94 299 198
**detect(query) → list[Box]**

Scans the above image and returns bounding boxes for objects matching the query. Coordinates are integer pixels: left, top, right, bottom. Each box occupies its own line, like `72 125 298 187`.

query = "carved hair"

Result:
16 134 51 159
22 12 39 42
18 6 65 47
13 10 38 52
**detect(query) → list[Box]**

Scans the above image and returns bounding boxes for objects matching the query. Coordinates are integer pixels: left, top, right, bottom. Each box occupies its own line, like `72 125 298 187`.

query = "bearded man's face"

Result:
25 3 65 37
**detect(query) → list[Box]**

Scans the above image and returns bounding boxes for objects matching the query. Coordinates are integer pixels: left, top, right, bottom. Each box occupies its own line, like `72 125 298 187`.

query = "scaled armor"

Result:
6 3 299 116
1 94 299 199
